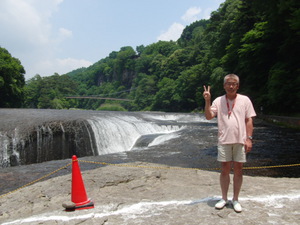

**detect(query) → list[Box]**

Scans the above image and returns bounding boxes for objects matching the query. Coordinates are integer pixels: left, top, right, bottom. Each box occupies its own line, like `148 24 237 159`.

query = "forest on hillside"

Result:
1 0 299 114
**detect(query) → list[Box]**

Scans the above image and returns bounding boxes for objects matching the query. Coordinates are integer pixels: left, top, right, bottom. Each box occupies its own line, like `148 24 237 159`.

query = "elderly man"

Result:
203 74 256 212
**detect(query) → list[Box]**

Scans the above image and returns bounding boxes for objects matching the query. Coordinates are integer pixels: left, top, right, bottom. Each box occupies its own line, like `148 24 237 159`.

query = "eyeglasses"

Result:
225 82 238 87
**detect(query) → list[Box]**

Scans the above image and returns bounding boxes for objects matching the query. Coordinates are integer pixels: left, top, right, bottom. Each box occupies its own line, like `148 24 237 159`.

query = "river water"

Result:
0 109 299 196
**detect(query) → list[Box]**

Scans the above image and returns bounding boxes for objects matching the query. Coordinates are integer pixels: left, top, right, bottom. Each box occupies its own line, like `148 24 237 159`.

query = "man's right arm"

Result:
204 100 215 120
203 85 215 120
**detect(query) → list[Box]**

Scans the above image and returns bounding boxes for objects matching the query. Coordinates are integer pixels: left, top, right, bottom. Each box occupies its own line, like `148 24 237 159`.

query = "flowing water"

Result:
0 109 299 196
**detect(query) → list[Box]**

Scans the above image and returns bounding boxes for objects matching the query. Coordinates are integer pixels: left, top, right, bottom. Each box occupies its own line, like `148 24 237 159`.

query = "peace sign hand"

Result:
203 85 211 101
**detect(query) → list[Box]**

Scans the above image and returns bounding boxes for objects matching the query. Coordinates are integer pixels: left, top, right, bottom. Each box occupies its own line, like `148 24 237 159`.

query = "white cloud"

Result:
0 0 89 79
203 8 215 19
57 28 73 42
156 6 203 42
59 28 73 38
32 58 92 77
157 23 185 41
57 58 92 70
0 0 65 48
181 7 202 23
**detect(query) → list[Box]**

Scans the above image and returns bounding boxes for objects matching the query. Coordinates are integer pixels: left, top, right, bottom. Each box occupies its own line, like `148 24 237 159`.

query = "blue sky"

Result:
0 0 225 80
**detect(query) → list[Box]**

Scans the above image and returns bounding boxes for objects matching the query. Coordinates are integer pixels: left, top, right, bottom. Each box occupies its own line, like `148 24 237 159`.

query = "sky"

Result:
0 0 225 80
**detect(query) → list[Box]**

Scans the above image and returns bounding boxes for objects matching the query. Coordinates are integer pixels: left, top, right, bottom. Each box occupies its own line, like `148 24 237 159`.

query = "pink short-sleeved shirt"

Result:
211 94 256 145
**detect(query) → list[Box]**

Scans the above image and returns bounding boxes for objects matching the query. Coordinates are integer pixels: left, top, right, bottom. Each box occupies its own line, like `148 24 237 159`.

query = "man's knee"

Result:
221 162 231 175
233 162 243 175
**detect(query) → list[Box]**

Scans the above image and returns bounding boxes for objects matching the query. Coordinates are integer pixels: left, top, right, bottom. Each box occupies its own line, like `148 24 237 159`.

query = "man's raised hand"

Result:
203 85 211 101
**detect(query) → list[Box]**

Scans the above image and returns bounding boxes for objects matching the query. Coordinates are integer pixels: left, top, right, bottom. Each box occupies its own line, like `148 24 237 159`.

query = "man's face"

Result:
224 78 239 94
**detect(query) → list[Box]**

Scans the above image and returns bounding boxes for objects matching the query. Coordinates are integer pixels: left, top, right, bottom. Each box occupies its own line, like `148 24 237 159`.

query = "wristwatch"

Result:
247 136 253 140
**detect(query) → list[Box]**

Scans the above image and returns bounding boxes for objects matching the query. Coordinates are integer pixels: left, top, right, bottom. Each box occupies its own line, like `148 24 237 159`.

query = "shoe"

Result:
232 200 242 213
215 199 228 209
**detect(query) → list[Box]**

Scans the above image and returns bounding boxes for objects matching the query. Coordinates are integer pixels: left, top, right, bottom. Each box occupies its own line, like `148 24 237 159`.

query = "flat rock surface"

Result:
0 162 299 225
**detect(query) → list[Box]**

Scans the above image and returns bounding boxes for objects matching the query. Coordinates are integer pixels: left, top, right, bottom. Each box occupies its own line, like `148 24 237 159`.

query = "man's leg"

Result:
220 162 232 201
233 162 243 201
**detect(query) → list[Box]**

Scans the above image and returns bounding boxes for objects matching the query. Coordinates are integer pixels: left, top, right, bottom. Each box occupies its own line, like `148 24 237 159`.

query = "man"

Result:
203 74 256 213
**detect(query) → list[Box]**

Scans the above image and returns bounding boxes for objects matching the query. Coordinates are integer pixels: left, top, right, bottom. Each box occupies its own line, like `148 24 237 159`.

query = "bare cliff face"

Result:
0 109 97 167
16 119 96 165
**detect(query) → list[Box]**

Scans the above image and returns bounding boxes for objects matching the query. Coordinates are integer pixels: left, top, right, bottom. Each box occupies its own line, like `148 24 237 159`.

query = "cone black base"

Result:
63 200 94 211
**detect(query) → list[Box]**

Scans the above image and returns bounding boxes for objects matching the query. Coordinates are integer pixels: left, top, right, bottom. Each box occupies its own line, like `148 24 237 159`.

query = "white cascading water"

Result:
87 114 187 155
0 111 210 167
0 132 10 167
148 133 180 147
142 113 203 123
0 128 22 167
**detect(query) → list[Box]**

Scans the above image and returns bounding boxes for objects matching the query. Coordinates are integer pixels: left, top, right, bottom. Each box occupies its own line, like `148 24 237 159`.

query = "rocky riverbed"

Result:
0 162 299 225
0 109 299 224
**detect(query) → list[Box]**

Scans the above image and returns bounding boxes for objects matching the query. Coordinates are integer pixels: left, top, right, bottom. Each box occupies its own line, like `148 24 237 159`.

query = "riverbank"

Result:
0 162 299 224
259 114 300 129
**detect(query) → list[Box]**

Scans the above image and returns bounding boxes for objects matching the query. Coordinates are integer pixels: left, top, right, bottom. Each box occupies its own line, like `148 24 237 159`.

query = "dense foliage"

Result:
2 0 300 114
0 47 25 107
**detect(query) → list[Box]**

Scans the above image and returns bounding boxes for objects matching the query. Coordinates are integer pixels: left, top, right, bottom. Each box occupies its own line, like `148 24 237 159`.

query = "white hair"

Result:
224 74 240 84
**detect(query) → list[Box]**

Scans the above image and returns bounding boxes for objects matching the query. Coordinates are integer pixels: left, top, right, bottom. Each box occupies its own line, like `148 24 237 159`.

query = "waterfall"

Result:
0 128 24 167
0 119 95 167
0 132 11 168
0 109 208 168
87 114 184 155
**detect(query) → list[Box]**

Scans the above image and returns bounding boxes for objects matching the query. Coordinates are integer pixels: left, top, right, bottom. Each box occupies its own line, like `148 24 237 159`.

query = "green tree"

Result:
24 74 42 108
23 0 299 114
25 73 78 109
152 77 178 112
132 73 157 110
0 47 25 107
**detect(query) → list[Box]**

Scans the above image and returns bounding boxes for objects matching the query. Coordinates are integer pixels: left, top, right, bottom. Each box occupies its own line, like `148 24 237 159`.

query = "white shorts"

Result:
217 144 246 163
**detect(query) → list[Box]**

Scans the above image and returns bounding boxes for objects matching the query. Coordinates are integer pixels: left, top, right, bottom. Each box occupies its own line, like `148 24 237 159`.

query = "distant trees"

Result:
0 47 25 107
1 0 299 114
24 74 78 109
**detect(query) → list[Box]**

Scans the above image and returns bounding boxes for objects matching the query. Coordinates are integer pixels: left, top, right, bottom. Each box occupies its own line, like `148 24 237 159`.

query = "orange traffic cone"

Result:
63 155 94 211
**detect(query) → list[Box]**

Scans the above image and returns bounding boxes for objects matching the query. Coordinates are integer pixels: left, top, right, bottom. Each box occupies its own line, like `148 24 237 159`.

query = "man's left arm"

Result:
245 117 254 153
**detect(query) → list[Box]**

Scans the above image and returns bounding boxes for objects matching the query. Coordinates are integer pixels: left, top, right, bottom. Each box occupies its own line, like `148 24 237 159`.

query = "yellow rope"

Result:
1 160 299 199
78 160 300 171
0 162 72 199
79 160 220 171
243 163 300 170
